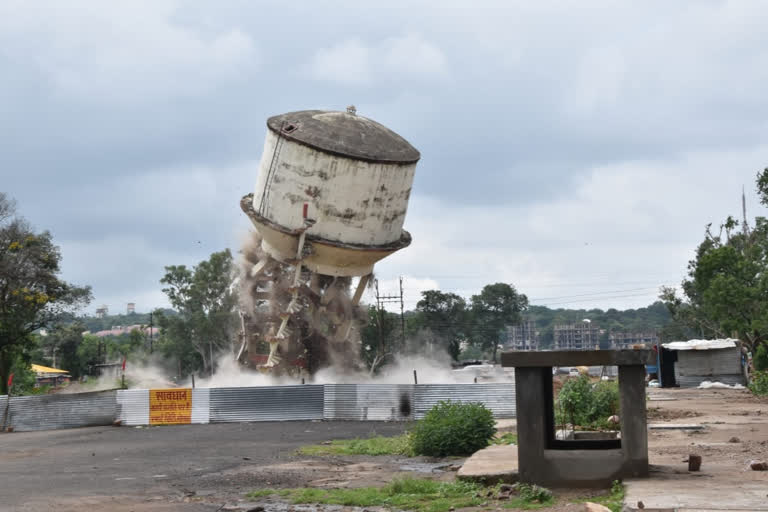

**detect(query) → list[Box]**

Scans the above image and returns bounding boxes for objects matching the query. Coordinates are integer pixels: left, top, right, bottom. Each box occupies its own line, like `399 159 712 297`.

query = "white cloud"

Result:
361 276 441 312
310 39 372 85
310 33 446 85
371 143 768 310
381 34 447 76
0 0 258 103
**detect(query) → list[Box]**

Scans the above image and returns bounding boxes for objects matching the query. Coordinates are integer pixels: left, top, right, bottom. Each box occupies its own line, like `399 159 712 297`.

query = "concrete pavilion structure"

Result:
501 349 654 488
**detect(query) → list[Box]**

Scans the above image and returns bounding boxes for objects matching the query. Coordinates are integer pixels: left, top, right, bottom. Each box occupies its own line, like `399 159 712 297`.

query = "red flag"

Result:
7 372 14 389
121 356 127 372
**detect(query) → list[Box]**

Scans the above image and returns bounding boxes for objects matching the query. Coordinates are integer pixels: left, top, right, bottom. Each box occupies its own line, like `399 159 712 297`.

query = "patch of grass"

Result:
246 489 291 498
248 477 484 512
572 480 625 512
502 483 554 509
504 497 555 510
491 432 518 445
297 434 413 456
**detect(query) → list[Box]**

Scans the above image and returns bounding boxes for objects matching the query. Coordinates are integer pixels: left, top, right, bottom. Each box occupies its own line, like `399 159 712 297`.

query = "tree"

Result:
414 290 469 361
661 170 768 355
0 194 91 394
360 305 400 374
42 323 90 379
470 283 528 362
158 250 238 376
758 167 768 207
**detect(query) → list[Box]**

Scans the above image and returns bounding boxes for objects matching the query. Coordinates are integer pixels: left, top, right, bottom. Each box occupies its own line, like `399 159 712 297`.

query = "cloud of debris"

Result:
235 231 367 376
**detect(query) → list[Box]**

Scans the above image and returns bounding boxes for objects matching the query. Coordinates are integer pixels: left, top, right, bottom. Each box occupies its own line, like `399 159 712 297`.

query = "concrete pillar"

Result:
514 367 549 483
619 364 648 477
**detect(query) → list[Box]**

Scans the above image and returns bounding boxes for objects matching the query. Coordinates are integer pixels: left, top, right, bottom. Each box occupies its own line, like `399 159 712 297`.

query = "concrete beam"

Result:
501 349 654 368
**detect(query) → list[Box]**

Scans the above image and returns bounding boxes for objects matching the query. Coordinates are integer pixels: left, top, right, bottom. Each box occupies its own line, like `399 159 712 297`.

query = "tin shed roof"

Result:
662 339 738 351
31 364 69 375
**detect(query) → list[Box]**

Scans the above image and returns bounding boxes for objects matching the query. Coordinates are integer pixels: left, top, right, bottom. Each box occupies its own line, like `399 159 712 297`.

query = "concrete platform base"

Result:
456 444 519 485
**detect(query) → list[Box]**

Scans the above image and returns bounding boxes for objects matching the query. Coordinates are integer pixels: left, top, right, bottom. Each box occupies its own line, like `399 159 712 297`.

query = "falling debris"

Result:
236 231 368 374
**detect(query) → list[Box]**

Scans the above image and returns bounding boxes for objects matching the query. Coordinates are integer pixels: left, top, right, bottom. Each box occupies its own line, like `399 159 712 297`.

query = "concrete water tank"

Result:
241 108 419 277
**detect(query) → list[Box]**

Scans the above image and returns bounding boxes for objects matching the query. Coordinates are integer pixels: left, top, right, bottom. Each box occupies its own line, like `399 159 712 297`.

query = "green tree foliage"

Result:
556 375 619 430
0 193 91 394
749 371 768 395
526 302 673 348
754 344 768 372
76 334 104 372
360 305 401 374
409 400 497 457
41 323 90 379
8 353 38 395
470 283 528 362
757 167 768 207
414 291 469 361
661 212 768 354
158 250 238 376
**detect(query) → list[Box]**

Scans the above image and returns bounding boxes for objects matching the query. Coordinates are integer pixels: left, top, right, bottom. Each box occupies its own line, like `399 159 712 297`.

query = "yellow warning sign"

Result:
149 388 192 425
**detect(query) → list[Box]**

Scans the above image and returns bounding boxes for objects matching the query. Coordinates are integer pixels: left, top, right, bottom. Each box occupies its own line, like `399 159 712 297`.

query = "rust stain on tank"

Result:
284 193 307 205
323 205 366 223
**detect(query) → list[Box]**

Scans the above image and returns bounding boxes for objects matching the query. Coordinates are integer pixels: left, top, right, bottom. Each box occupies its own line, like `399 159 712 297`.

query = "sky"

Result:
2 0 767 315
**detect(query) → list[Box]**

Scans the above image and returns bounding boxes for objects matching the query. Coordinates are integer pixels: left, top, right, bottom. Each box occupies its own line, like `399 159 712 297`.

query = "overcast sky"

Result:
2 0 766 315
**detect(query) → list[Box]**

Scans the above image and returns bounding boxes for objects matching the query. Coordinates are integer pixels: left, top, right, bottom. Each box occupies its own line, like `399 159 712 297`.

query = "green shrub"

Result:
409 400 496 457
556 375 619 430
749 370 768 396
754 344 768 372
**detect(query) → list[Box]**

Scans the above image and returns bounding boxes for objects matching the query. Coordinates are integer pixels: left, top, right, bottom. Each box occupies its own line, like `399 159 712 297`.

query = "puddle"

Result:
398 462 451 473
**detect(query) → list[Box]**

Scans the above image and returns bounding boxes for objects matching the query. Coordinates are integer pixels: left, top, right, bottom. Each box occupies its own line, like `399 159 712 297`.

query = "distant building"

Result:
95 305 109 318
553 321 600 350
609 331 659 349
127 302 136 314
31 364 71 387
506 319 540 350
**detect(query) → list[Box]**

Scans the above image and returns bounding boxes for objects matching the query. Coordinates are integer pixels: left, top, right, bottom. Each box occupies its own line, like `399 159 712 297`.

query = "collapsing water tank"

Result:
241 108 419 277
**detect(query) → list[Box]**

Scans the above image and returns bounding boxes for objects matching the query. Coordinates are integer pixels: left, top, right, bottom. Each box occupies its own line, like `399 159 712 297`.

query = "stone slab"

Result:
648 423 705 430
501 349 654 368
457 444 518 485
624 472 768 511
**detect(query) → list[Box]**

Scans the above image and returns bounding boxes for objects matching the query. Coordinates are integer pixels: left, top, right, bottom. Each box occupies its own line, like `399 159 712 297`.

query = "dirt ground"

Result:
2 387 767 511
624 387 768 511
245 387 768 512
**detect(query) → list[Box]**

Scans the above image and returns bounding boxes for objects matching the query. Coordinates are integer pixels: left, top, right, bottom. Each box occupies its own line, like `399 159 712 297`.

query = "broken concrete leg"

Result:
688 454 702 471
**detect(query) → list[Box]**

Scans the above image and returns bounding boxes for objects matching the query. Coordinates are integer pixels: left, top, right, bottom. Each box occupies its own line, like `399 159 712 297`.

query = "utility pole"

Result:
742 186 750 237
375 277 406 352
149 311 154 354
399 276 406 350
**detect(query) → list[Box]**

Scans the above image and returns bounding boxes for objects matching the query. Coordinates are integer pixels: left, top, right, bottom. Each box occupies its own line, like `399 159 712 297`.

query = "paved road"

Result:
0 421 408 511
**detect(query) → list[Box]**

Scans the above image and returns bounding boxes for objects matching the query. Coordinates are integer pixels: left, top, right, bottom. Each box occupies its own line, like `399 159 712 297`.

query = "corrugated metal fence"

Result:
209 385 324 422
4 390 117 432
3 383 516 431
675 348 744 387
324 384 415 421
413 383 516 419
